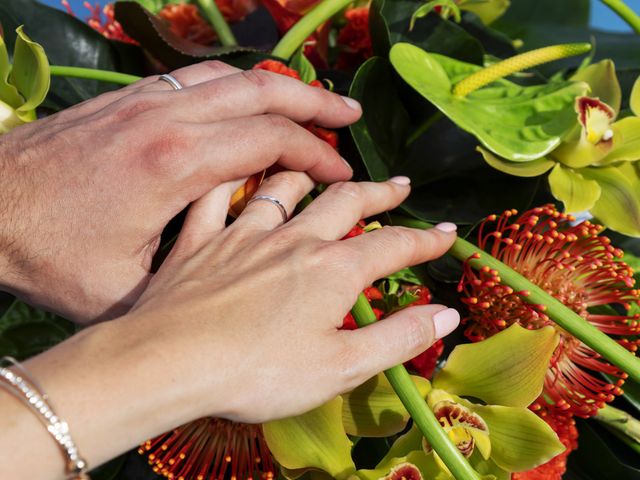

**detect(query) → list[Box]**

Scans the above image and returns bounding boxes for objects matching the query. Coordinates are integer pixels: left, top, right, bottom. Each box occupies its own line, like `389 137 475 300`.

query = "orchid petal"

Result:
433 324 558 407
460 0 510 25
11 26 49 122
342 373 431 437
631 76 640 117
359 451 453 480
581 163 640 236
598 117 640 164
478 147 554 177
548 163 601 213
263 397 356 479
571 60 621 114
462 401 565 472
0 34 22 109
389 43 588 162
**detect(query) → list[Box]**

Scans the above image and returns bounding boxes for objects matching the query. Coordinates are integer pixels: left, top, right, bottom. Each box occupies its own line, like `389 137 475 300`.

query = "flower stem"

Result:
195 0 238 46
600 0 640 34
50 66 141 85
453 43 592 97
351 295 481 480
393 216 640 383
271 0 352 60
595 404 640 444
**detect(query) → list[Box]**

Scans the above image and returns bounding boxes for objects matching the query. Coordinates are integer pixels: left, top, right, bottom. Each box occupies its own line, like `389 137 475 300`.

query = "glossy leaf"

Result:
390 43 588 162
462 400 565 472
582 163 640 236
571 59 621 114
461 0 509 25
433 324 559 407
342 373 431 437
478 146 554 177
599 117 640 164
632 76 640 117
263 397 356 479
11 26 49 121
548 163 601 212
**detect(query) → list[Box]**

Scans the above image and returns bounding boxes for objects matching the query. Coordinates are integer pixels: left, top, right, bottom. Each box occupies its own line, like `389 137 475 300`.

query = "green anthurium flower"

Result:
0 26 50 134
460 0 510 25
389 43 588 162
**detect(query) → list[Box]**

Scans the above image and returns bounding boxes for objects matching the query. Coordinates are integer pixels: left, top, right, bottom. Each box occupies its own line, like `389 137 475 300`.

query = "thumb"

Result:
338 305 460 390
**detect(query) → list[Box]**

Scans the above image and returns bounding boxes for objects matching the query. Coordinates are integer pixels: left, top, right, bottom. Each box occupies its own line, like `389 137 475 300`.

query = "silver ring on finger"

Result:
246 195 288 224
158 73 183 91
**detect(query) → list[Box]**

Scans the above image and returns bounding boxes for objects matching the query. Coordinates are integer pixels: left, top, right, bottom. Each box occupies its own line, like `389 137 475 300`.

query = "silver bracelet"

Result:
0 356 89 480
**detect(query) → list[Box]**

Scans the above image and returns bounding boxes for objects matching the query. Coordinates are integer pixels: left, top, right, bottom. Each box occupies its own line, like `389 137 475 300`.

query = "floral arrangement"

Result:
1 0 640 479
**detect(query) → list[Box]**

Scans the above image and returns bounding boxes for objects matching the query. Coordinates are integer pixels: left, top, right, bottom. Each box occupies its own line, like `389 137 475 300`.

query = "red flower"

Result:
159 3 217 45
336 7 373 70
63 1 138 44
139 417 275 480
459 205 640 417
512 406 579 480
253 60 338 149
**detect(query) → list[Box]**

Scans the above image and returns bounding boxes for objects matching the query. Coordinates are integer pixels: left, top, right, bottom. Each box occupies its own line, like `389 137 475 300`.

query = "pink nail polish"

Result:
389 176 411 186
433 308 460 339
435 222 457 233
341 96 361 111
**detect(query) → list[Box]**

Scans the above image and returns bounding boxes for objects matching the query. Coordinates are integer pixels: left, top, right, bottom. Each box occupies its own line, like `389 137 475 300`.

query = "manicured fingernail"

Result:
341 96 361 111
435 222 457 233
341 157 353 172
389 176 411 186
433 308 460 339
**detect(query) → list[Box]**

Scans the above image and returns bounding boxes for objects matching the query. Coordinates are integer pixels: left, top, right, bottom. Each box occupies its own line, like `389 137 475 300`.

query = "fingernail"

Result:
433 308 460 339
341 96 361 111
341 157 354 172
435 222 457 233
389 176 411 186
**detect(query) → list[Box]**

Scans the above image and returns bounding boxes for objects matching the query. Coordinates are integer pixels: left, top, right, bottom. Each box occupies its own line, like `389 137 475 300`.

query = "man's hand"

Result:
0 60 360 322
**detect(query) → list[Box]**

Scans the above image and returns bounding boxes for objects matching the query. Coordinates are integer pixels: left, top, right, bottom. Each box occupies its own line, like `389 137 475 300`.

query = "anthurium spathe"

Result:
264 325 564 480
389 43 588 162
0 26 49 134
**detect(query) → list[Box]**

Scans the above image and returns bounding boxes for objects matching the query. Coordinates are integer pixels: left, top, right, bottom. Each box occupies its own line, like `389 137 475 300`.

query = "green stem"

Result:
393 216 640 383
351 295 480 480
50 66 141 85
595 404 640 444
195 0 238 46
600 0 640 34
272 0 352 60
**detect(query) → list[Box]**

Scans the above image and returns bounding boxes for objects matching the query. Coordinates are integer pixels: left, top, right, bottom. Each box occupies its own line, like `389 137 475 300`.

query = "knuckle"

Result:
263 113 295 132
383 226 418 258
240 69 273 89
139 123 191 176
333 340 365 390
200 59 233 73
403 310 434 352
328 181 363 200
111 93 162 122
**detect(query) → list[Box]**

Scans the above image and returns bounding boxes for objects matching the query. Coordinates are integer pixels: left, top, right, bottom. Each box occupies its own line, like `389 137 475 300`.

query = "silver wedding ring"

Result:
158 73 183 91
246 195 288 224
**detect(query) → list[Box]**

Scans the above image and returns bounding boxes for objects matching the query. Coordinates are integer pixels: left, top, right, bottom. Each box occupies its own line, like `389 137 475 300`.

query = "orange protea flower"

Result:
336 7 373 70
63 1 138 44
459 205 640 418
159 3 217 45
139 417 275 480
512 406 579 480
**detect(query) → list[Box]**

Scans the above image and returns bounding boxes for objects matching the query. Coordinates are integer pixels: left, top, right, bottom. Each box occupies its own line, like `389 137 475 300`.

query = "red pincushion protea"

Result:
159 3 217 45
63 1 138 44
336 7 373 70
512 406 579 480
139 417 275 480
253 60 338 149
459 205 640 417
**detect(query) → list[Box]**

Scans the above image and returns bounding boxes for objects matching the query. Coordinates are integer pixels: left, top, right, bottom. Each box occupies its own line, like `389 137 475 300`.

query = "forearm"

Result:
0 315 202 479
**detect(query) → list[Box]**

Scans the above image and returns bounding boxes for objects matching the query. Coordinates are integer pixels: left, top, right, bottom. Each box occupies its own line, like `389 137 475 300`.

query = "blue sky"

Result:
39 0 640 32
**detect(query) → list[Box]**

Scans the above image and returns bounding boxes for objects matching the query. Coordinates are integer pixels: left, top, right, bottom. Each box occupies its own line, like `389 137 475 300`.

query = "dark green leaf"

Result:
114 1 268 70
0 0 145 110
370 0 484 64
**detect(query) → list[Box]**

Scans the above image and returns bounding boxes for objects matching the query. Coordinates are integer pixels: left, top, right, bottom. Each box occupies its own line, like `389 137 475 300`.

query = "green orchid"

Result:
0 26 49 134
263 324 564 480
410 0 510 28
477 61 640 236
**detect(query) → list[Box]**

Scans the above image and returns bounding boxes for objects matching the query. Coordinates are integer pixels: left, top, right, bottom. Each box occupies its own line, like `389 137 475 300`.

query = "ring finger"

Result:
231 171 316 231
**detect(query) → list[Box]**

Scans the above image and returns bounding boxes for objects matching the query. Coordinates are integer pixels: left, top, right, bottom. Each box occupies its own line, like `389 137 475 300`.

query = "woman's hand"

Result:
0 60 359 323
